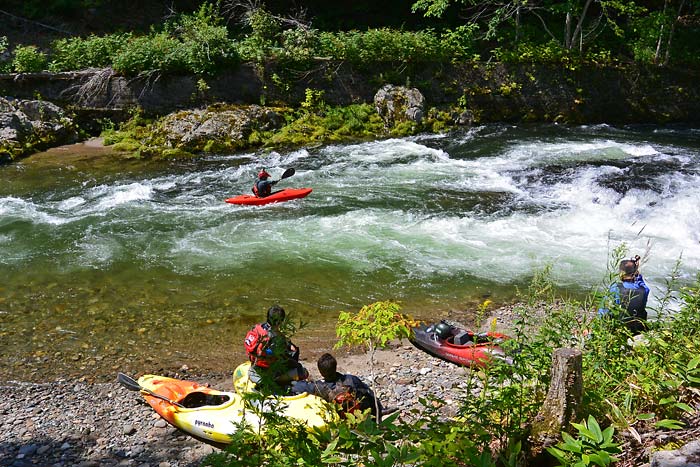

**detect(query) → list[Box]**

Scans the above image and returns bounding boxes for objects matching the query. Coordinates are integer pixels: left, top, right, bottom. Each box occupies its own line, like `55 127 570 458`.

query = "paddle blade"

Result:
280 168 295 180
117 372 142 391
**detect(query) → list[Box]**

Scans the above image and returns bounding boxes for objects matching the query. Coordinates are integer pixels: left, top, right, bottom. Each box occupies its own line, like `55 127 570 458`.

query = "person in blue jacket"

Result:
598 255 650 334
292 353 384 420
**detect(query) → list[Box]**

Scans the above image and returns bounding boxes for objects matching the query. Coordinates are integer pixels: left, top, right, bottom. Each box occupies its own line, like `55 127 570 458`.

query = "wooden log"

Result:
528 348 583 461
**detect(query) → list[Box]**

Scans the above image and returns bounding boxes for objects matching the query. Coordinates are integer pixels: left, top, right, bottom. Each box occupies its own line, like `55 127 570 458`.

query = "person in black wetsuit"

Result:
252 169 277 198
292 353 384 420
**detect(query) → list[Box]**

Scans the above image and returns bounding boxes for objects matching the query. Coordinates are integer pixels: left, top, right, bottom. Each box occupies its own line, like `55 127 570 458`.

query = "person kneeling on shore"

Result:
598 255 650 335
244 305 309 393
292 353 384 420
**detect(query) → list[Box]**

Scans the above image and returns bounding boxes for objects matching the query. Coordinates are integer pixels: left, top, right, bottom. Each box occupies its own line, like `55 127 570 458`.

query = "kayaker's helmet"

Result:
258 169 271 180
435 321 452 340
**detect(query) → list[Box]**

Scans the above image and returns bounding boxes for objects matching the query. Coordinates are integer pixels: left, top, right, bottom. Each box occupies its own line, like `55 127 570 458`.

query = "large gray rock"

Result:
651 440 700 467
0 97 79 163
158 104 284 150
374 84 425 127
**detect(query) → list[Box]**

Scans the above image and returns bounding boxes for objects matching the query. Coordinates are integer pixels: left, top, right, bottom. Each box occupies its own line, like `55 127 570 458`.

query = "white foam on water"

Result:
0 196 67 225
3 125 698 302
58 196 86 211
91 182 154 211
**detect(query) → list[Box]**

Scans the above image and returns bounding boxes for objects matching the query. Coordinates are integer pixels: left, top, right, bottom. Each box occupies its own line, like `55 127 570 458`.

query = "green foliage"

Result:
167 3 238 75
316 28 445 68
108 3 237 76
49 34 131 71
238 7 282 63
547 415 621 467
335 301 417 353
11 45 47 73
0 36 10 73
266 103 386 148
300 88 326 115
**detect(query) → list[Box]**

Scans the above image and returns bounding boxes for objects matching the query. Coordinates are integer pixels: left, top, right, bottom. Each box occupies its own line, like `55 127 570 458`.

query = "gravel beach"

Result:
0 341 481 467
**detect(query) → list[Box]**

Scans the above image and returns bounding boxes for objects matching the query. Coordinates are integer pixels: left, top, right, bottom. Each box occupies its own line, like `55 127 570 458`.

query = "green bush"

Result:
49 33 131 71
316 28 444 67
109 3 237 76
12 45 47 73
112 33 184 75
238 7 282 63
167 3 239 75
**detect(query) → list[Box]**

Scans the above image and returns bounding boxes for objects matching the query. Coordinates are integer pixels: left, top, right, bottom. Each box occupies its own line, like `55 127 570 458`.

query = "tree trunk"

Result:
571 0 594 50
654 0 670 64
663 0 686 66
527 348 583 460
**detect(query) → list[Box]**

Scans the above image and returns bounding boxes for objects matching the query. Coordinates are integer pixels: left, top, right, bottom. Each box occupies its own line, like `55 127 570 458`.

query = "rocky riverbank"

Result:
3 303 699 467
0 342 483 467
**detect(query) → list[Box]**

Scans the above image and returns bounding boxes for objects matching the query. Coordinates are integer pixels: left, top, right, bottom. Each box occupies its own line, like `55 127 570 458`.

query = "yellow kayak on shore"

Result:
118 372 333 446
232 361 336 426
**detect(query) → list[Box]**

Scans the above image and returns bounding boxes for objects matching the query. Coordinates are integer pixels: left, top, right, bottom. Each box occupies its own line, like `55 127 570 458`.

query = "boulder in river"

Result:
0 97 79 164
374 84 425 128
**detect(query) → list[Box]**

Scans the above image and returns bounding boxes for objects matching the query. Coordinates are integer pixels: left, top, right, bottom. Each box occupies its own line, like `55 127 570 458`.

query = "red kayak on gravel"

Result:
410 321 512 368
225 187 313 206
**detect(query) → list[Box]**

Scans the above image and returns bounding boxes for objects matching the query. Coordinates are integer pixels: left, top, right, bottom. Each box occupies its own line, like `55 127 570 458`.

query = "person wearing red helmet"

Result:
252 168 278 198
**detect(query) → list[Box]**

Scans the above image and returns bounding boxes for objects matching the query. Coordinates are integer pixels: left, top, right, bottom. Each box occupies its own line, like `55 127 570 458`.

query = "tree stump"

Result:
528 348 583 462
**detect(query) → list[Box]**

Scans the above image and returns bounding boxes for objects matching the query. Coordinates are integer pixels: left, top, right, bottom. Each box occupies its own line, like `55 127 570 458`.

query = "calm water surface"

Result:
1 124 699 382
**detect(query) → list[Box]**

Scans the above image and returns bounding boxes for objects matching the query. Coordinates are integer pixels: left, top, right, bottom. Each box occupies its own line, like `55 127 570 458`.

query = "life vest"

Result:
244 323 275 368
252 179 271 198
333 388 361 416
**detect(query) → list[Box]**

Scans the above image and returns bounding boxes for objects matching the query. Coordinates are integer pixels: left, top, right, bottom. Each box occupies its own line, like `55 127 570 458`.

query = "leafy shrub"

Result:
278 27 320 64
547 415 621 467
49 33 131 71
0 36 10 73
12 45 47 72
110 3 236 76
237 7 282 63
316 28 444 68
439 24 480 63
166 3 238 75
112 33 184 75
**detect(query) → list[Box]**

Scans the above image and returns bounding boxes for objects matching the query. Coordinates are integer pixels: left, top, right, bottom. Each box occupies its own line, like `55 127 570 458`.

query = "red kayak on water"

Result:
225 187 313 206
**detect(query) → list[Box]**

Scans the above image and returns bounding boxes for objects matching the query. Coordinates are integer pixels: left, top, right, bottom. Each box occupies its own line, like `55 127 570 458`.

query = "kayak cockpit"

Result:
179 392 231 408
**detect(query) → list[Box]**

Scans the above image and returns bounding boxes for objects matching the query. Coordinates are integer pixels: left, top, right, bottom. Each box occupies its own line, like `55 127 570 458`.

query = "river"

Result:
1 124 699 382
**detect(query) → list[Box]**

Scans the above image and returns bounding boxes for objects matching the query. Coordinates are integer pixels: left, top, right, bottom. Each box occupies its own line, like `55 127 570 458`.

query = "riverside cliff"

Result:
1 61 699 163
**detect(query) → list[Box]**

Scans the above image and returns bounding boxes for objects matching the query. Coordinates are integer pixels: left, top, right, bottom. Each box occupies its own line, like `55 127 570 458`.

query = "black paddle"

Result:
117 372 185 408
275 167 295 183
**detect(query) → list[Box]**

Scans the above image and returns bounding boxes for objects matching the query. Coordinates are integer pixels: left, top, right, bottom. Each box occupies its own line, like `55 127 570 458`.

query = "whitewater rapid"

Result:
1 124 699 308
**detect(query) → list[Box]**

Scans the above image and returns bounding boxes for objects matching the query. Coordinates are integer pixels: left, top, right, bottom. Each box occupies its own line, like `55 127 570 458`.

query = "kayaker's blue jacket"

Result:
598 274 650 330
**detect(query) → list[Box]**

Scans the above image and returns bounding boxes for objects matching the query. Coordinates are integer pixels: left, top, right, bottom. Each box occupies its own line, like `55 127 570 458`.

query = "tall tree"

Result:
412 0 647 51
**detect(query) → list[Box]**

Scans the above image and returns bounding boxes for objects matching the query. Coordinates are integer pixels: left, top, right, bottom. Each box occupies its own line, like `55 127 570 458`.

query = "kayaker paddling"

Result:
252 168 276 198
